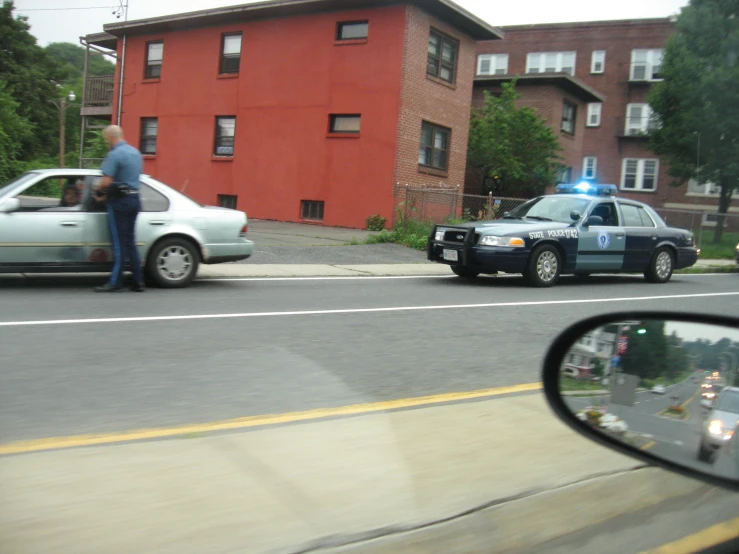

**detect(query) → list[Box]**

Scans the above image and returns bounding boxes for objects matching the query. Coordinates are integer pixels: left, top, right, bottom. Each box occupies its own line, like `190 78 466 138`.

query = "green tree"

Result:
467 81 563 198
0 85 32 183
648 0 739 242
0 1 72 162
665 332 690 380
620 321 669 381
45 42 116 82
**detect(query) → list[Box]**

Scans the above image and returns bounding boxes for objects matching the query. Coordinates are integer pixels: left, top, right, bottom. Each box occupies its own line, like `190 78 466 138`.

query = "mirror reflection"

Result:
559 319 739 482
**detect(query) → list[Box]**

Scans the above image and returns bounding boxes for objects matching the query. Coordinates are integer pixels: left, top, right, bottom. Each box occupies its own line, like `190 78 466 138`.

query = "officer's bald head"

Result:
103 125 124 146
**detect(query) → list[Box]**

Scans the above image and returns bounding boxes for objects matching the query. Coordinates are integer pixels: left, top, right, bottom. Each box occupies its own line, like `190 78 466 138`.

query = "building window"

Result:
427 29 459 83
218 194 238 209
621 158 659 191
477 54 508 75
620 204 656 227
214 116 236 156
591 50 606 73
336 21 368 40
625 103 658 135
630 49 663 81
526 51 576 76
687 179 720 196
139 117 158 155
583 157 597 180
220 33 242 74
561 101 577 135
419 121 450 171
329 114 361 134
558 166 572 184
145 41 163 79
301 200 324 221
586 103 602 127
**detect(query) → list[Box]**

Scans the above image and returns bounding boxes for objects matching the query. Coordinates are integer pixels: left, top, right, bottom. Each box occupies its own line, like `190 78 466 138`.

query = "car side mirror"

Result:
583 215 603 227
0 197 20 213
542 312 739 491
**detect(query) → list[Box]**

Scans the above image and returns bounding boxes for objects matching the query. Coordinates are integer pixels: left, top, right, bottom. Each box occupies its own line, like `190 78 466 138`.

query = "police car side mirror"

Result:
542 311 739 492
583 215 603 227
0 197 20 213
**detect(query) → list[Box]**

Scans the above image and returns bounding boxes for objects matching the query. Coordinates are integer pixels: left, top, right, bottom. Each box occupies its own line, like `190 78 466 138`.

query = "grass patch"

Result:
698 230 739 260
560 377 605 392
366 219 433 251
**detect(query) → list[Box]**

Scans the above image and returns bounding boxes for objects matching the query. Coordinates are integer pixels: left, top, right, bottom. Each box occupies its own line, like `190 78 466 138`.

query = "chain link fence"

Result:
654 208 739 254
393 184 528 227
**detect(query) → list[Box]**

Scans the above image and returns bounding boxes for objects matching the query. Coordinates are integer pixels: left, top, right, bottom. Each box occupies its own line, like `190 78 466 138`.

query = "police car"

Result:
427 183 699 287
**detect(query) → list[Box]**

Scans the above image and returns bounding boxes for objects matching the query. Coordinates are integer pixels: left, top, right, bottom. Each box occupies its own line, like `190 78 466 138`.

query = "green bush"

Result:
365 214 387 231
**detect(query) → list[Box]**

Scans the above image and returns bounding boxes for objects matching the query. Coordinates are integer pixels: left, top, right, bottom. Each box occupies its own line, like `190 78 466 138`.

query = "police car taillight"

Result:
239 224 248 237
555 183 618 197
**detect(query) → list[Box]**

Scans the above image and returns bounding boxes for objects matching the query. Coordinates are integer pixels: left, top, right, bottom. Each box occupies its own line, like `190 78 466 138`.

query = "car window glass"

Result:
590 202 619 226
715 390 739 413
637 206 656 227
140 183 170 212
14 176 84 211
620 204 642 227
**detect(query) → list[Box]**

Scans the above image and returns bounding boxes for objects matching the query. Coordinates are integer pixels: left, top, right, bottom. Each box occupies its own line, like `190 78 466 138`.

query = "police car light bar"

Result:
555 183 618 196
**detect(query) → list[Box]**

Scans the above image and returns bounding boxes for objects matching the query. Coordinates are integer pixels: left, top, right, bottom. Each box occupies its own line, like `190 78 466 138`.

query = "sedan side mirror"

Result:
542 311 739 492
0 197 20 213
583 215 603 227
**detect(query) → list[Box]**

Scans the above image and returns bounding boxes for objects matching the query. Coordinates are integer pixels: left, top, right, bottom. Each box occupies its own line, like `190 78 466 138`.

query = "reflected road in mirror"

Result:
560 319 739 483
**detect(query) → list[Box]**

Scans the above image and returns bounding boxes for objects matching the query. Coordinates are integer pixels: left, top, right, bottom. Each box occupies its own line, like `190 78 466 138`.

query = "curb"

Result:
326 467 705 554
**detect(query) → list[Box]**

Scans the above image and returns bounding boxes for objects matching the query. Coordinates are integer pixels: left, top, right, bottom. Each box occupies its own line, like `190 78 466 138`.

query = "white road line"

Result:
202 275 457 282
1 291 738 328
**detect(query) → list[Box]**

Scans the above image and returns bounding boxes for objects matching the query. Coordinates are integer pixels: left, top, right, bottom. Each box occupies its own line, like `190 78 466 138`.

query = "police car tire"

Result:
644 247 674 284
146 237 200 288
525 244 561 287
451 266 480 279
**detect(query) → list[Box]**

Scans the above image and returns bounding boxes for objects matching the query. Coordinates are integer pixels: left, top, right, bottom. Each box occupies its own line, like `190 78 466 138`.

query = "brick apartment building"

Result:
474 18 735 217
83 0 500 228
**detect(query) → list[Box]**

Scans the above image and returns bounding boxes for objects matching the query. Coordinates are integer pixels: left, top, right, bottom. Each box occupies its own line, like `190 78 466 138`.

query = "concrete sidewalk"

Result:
0 394 703 554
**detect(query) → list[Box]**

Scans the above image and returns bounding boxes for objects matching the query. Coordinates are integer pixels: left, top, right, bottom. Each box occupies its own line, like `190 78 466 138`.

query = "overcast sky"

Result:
14 0 689 46
665 322 739 343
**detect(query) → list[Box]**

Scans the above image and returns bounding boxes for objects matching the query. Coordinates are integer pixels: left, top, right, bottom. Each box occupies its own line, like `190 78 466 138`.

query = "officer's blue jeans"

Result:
107 194 144 287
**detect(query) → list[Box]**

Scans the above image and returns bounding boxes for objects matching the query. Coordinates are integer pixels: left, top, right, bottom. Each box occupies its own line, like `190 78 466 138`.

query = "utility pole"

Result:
50 91 76 168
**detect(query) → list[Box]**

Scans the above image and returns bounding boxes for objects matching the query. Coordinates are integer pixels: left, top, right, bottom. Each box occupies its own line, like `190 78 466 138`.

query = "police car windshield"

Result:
509 196 592 224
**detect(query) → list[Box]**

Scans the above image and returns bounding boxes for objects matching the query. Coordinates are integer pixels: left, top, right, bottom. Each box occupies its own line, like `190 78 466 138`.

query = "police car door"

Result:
576 200 626 271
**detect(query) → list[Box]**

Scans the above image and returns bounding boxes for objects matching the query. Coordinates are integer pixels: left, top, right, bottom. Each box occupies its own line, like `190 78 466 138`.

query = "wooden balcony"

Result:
81 75 114 116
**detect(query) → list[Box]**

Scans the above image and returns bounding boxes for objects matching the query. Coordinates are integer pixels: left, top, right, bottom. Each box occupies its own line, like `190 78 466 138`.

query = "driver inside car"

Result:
60 180 81 208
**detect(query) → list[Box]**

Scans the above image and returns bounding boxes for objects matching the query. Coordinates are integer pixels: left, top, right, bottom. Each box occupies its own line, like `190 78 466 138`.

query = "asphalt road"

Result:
1 273 737 445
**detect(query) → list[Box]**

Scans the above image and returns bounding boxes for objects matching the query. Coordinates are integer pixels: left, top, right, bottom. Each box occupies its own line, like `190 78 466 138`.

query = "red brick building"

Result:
85 0 500 228
475 18 733 215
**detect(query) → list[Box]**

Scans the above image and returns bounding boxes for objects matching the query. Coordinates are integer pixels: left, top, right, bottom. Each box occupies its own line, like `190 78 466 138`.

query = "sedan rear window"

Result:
140 183 169 212
715 390 739 414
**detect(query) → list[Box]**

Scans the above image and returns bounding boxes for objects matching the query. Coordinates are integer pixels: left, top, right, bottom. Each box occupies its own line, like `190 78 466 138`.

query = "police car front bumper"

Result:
427 225 529 274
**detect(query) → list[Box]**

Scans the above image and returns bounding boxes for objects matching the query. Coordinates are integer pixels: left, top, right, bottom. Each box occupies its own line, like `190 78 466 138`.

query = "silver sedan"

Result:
0 169 254 288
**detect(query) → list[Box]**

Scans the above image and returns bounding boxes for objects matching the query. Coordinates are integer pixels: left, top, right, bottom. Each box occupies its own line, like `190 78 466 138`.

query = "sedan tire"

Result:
696 441 715 464
645 247 674 284
451 266 480 279
146 237 200 288
524 244 561 287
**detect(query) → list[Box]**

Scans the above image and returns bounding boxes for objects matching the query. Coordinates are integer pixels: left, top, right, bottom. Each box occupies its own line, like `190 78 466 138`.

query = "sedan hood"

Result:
444 219 574 236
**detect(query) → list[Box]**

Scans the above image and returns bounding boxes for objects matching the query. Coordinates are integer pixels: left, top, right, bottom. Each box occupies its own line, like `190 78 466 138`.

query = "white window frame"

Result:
687 179 721 196
591 50 605 74
526 51 576 76
583 157 597 179
620 158 659 191
625 103 658 135
477 53 509 76
586 103 602 127
630 49 663 82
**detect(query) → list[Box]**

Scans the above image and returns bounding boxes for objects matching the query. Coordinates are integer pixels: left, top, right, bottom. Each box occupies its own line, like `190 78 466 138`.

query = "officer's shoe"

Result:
94 283 123 293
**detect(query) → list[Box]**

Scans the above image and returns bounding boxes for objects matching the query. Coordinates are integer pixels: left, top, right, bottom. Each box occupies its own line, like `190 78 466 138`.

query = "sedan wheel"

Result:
524 245 561 287
146 237 200 288
645 247 674 283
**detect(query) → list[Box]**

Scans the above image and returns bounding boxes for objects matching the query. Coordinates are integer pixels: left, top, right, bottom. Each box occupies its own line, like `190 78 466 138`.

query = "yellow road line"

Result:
0 382 542 455
640 516 739 554
640 440 656 451
680 387 700 409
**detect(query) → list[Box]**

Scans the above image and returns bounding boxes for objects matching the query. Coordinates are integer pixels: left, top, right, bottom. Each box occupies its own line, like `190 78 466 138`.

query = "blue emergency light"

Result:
555 183 618 196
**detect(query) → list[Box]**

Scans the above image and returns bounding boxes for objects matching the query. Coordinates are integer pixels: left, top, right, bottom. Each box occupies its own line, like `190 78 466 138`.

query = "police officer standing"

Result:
94 125 145 292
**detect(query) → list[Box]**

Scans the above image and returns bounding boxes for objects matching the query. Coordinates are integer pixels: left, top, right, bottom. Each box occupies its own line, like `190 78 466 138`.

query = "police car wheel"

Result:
645 247 674 284
146 237 200 288
451 266 480 279
525 245 561 287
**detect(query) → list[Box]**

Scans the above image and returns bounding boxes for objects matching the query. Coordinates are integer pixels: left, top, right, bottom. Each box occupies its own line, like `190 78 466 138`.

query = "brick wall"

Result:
392 5 477 193
472 19 732 211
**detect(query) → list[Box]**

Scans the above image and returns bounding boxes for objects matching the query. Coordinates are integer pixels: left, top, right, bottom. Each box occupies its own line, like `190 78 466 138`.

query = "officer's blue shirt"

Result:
101 140 142 190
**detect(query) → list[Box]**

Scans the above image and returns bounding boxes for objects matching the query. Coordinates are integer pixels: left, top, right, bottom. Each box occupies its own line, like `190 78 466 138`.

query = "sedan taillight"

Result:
239 224 248 237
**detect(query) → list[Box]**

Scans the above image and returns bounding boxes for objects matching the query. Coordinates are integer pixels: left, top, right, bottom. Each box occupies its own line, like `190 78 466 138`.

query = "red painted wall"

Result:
114 6 407 228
